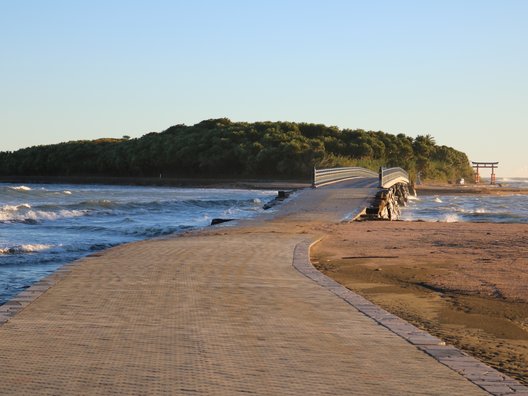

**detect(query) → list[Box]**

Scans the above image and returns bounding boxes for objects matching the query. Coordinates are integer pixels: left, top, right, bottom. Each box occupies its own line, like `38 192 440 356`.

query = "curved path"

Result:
0 179 506 394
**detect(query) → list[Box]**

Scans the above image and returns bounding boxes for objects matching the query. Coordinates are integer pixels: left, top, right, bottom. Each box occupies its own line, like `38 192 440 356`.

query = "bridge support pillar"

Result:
361 183 411 221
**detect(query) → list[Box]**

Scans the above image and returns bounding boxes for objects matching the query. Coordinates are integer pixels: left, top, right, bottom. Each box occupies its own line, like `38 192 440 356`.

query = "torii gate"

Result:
472 161 498 185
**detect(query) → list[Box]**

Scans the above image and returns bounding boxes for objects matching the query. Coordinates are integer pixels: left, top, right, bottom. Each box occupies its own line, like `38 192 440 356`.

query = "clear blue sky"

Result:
2 1 527 176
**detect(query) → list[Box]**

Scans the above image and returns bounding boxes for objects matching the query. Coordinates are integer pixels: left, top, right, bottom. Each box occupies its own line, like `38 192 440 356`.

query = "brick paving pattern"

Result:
0 181 500 394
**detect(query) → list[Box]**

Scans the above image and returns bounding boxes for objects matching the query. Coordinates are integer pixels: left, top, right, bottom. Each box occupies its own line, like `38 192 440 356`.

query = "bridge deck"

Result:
0 179 490 395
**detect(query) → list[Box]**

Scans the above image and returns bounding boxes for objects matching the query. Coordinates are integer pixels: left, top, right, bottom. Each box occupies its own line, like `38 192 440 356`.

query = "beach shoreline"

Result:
311 220 528 384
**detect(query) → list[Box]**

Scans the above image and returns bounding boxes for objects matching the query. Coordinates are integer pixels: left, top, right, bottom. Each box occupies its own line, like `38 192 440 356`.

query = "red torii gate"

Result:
472 161 498 185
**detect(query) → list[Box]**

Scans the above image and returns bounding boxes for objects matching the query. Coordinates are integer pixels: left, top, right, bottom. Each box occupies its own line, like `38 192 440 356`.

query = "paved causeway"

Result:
0 180 493 394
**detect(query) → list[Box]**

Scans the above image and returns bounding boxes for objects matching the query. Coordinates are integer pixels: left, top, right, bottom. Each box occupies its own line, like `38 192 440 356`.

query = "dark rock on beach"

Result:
263 190 293 210
210 218 234 226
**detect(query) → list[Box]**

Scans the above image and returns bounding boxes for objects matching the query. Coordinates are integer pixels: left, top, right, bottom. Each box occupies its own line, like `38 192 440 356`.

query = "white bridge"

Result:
313 166 410 189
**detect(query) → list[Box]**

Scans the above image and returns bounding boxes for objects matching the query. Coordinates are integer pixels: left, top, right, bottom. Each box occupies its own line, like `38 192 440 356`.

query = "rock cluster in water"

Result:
362 183 415 221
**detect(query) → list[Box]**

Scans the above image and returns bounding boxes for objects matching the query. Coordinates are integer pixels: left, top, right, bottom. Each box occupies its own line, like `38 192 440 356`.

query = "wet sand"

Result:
311 221 528 384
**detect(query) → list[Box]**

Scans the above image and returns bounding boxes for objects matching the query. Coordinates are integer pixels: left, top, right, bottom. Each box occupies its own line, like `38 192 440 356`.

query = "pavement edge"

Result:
292 239 528 396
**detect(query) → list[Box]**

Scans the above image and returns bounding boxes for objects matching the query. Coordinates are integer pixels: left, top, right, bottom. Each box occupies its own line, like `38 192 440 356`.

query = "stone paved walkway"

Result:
0 181 491 394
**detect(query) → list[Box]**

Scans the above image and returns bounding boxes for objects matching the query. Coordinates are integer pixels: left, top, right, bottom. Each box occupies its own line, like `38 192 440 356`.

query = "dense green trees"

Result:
0 118 474 182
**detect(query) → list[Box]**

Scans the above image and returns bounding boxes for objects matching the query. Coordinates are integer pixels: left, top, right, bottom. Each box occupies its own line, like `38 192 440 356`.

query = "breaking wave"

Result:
401 193 528 223
0 204 87 223
9 185 32 191
441 214 459 223
0 197 263 224
0 244 53 255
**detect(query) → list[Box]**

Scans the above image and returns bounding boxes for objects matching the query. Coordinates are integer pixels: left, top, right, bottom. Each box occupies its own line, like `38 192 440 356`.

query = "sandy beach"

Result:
312 220 528 384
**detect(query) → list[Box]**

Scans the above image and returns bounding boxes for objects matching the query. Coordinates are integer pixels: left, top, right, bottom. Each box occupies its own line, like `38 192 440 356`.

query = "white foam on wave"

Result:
29 209 86 221
456 207 488 214
499 177 528 183
0 243 53 255
223 207 237 215
0 207 86 222
434 197 443 203
9 185 32 191
63 191 72 195
1 203 32 212
441 213 459 223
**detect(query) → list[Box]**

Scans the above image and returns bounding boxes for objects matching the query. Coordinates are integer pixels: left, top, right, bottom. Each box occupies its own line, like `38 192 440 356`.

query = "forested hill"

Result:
0 118 474 182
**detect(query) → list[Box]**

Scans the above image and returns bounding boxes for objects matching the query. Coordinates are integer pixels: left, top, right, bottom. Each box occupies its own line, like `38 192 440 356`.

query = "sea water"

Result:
401 177 528 223
0 183 276 304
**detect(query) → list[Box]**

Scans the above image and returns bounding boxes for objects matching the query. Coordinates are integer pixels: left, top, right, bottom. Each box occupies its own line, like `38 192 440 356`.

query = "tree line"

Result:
0 118 474 182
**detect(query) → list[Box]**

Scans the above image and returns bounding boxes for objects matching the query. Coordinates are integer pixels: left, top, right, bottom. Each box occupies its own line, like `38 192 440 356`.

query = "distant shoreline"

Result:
0 175 310 191
3 175 527 195
416 183 528 195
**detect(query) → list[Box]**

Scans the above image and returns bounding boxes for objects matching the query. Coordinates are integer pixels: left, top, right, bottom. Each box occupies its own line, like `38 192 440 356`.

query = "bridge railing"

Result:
381 167 409 188
313 166 378 188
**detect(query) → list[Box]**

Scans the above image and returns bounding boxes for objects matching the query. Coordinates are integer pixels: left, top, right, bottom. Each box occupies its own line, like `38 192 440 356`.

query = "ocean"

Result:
0 183 276 304
401 177 528 223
